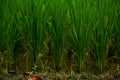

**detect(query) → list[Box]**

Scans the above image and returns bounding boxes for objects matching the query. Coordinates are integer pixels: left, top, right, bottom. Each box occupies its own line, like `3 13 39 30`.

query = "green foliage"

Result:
48 0 68 71
69 0 91 71
0 0 119 73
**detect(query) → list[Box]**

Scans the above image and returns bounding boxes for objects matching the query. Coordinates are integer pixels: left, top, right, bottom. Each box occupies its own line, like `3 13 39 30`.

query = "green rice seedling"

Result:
17 0 50 67
6 17 22 71
91 0 113 71
92 26 109 71
69 0 91 72
48 0 67 71
0 0 19 72
0 2 8 71
117 15 120 59
114 5 120 59
0 0 119 73
0 21 5 52
0 0 10 52
104 0 120 60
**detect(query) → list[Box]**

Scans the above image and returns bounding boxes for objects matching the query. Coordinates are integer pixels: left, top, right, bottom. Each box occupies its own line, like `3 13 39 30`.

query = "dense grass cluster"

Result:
0 0 120 73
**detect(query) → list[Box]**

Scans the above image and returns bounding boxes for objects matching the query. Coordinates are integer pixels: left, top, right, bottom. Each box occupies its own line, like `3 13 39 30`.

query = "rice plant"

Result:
0 0 119 73
114 6 120 59
17 0 50 67
69 0 91 72
90 0 115 71
48 0 67 71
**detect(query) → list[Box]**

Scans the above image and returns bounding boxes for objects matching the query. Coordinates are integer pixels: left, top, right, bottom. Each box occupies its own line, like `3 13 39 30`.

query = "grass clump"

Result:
0 0 119 74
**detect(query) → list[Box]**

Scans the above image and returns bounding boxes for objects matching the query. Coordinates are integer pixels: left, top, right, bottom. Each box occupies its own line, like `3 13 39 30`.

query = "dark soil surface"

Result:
0 71 120 80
